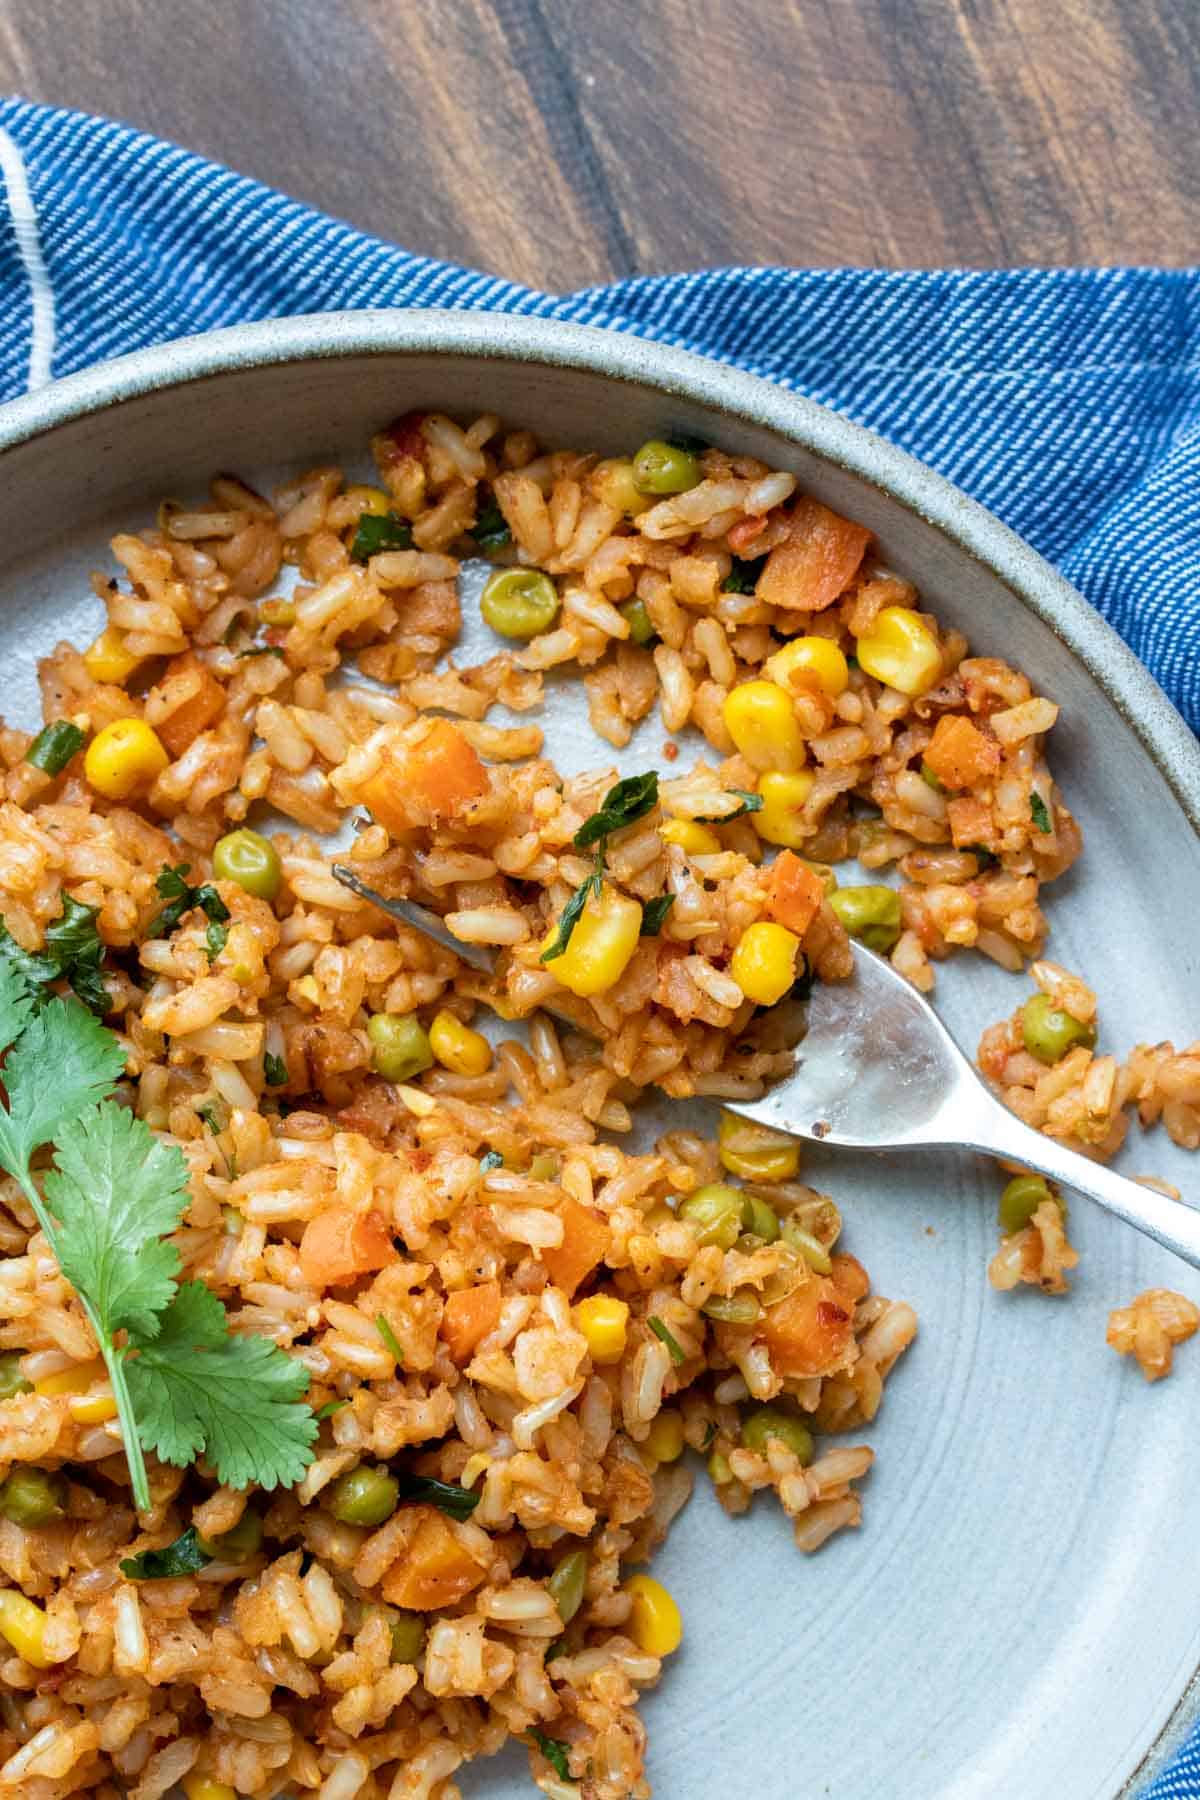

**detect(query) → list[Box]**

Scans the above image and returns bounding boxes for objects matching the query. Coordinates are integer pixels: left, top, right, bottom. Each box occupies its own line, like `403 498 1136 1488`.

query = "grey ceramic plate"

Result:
0 312 1198 1800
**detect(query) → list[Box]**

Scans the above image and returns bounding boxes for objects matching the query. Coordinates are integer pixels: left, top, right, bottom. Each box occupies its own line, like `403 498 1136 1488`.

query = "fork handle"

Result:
976 1098 1200 1274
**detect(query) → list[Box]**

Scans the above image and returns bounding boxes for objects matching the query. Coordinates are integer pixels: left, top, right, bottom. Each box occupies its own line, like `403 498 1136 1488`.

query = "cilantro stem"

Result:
11 1165 152 1512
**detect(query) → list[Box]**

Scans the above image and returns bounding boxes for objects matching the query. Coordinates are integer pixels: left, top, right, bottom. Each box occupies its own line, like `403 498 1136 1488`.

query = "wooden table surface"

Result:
1 0 1196 290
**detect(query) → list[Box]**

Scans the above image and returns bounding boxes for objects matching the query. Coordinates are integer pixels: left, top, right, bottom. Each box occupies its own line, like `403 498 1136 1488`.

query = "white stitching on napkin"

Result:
0 126 56 392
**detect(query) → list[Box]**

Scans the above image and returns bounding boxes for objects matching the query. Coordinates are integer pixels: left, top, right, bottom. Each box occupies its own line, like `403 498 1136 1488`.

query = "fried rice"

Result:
0 406 1163 1800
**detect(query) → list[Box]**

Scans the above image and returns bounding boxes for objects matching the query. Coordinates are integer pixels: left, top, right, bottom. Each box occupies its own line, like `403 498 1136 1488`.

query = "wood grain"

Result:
0 0 1195 289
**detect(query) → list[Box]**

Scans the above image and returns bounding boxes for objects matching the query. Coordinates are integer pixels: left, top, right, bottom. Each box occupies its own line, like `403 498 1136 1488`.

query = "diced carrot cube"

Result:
360 720 488 835
763 1273 856 1377
922 715 1001 790
299 1208 397 1289
541 1197 610 1297
380 1505 488 1611
757 497 871 613
154 653 227 757
440 1281 503 1364
764 852 825 937
830 1252 870 1305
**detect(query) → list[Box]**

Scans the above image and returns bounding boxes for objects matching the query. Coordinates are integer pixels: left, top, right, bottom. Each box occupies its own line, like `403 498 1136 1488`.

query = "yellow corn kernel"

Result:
343 484 392 518
718 1109 801 1182
660 818 722 857
592 458 654 518
68 1389 118 1424
721 681 806 772
730 921 800 1007
35 1357 107 1398
574 1295 630 1364
428 1010 492 1076
259 597 296 627
182 1778 239 1800
855 606 941 697
83 625 143 686
84 718 169 800
542 883 642 999
642 1411 686 1464
751 769 815 849
624 1574 683 1657
293 974 320 1008
764 635 849 699
0 1590 51 1668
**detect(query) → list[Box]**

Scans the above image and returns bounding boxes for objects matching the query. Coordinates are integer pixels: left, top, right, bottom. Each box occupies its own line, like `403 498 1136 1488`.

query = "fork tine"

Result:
330 865 499 975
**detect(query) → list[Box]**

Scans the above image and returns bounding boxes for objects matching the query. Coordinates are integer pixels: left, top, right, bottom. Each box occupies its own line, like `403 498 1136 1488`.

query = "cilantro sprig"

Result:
0 962 316 1511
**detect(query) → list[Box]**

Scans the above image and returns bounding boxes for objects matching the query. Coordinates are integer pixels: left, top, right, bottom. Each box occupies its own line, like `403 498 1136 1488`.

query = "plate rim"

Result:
0 306 1194 1794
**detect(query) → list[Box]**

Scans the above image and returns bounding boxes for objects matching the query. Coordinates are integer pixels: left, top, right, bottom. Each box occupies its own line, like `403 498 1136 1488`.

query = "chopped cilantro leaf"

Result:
573 772 659 849
350 510 413 562
263 1051 288 1086
205 918 228 963
529 1731 571 1780
120 1526 212 1581
149 865 231 941
721 555 767 595
315 1398 349 1420
472 491 511 549
640 894 676 936
540 857 604 964
479 1150 504 1173
0 896 110 1019
1030 792 1052 834
694 788 763 823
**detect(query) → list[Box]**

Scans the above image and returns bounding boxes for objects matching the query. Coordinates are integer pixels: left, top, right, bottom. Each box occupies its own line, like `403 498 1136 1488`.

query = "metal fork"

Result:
333 864 1200 1272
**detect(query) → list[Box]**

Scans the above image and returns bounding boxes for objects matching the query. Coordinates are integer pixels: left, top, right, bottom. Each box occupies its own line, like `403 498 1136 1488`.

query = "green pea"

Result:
0 1468 66 1527
212 828 282 901
547 1548 589 1625
701 1291 763 1325
368 1013 433 1084
739 1193 780 1244
329 1465 400 1527
829 884 902 954
632 439 702 496
389 1611 426 1663
998 1174 1066 1235
0 1354 31 1401
199 1508 263 1564
620 598 657 647
678 1183 744 1251
741 1407 814 1464
480 568 559 640
779 1217 833 1273
1020 992 1096 1066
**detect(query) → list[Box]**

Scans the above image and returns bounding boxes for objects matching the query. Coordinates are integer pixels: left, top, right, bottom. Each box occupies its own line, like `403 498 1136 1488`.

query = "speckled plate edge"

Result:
0 307 1195 1793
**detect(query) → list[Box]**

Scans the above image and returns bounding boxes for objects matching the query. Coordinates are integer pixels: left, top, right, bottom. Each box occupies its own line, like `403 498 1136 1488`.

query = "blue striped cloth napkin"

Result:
0 96 1197 1798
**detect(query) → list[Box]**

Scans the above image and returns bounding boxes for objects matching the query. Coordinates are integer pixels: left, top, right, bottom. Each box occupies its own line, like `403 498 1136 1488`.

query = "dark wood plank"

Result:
0 0 1196 289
